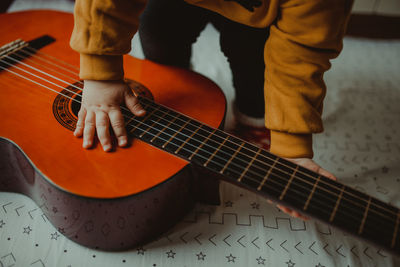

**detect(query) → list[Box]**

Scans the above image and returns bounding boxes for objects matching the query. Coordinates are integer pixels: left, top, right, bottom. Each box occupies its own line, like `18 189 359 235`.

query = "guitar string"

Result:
7 48 391 213
2 52 399 221
6 48 388 212
1 61 398 228
13 50 82 83
1 65 396 234
24 46 80 71
3 51 399 220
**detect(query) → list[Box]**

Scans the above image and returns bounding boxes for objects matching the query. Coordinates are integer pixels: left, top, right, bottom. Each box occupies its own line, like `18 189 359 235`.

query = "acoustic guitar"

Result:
0 11 399 255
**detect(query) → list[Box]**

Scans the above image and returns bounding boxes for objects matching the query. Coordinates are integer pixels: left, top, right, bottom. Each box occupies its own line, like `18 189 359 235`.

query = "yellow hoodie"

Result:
70 0 353 158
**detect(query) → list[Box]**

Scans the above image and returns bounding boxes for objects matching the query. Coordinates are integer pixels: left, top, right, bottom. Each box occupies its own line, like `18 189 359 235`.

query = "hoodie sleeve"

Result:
70 0 147 80
265 0 353 158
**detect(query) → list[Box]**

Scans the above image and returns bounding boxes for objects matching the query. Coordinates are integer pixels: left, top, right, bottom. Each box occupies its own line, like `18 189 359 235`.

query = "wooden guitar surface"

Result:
0 10 225 250
0 10 226 198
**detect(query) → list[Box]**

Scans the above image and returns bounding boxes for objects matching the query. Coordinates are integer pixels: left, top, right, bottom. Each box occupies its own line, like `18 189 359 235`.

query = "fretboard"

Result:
125 96 400 255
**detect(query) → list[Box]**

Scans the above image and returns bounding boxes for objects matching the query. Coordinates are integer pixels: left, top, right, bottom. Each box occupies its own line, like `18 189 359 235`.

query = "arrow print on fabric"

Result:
30 259 45 267
335 245 345 257
165 235 173 243
194 233 202 245
350 246 359 258
308 241 318 255
252 237 260 249
223 234 231 246
294 242 303 254
2 202 12 213
179 232 188 243
237 235 246 247
208 234 217 246
377 249 387 258
15 205 25 216
323 243 332 256
363 247 372 260
28 208 38 219
280 240 289 253
266 238 274 251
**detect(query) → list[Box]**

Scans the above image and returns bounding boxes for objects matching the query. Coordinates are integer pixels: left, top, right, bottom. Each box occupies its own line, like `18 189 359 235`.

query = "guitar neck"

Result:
126 96 400 255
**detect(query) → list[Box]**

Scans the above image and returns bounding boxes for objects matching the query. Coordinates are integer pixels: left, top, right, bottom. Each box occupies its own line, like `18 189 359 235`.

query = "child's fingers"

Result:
318 167 337 181
125 93 146 116
74 108 86 137
83 111 96 149
109 109 128 147
95 111 112 152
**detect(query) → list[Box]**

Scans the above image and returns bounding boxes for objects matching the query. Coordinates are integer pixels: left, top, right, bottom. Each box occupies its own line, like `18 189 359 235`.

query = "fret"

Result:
237 148 261 182
129 105 159 133
239 147 281 192
174 123 202 155
329 185 345 222
150 114 177 143
257 157 279 191
188 128 216 161
279 165 299 200
220 141 245 174
258 159 313 205
362 197 399 251
358 196 372 234
304 175 342 222
203 135 229 167
330 184 368 234
218 139 259 181
162 117 191 148
139 110 168 138
303 175 321 211
392 211 400 248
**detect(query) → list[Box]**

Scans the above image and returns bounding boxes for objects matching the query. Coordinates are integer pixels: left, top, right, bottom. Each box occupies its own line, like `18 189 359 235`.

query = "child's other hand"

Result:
74 80 146 151
275 158 336 221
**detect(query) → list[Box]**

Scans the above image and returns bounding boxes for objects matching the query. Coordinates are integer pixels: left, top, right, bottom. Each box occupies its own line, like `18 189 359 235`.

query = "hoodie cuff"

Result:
269 130 313 158
79 54 124 80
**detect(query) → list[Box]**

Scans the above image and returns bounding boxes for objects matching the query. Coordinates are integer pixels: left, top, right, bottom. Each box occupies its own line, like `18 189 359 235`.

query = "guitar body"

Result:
0 11 226 250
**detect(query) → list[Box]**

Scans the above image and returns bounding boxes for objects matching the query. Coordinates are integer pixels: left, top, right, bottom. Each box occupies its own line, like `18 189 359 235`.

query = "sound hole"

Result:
52 80 153 131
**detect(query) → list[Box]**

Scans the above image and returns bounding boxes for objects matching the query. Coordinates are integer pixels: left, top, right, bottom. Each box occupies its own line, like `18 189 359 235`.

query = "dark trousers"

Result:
139 0 269 118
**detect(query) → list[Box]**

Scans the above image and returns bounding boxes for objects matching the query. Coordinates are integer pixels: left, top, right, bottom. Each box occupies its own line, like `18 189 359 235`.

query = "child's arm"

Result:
74 80 145 151
70 0 147 150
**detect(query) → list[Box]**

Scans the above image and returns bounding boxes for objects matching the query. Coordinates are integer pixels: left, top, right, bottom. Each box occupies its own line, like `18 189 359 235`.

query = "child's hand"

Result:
74 80 146 151
276 158 336 220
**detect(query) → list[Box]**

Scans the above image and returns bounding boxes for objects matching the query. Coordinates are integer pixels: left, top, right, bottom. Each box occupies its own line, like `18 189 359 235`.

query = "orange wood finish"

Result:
0 11 226 198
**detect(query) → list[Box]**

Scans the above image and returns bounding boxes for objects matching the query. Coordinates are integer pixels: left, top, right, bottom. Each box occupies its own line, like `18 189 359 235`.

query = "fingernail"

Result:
83 141 90 148
119 137 127 146
103 144 111 152
138 109 145 115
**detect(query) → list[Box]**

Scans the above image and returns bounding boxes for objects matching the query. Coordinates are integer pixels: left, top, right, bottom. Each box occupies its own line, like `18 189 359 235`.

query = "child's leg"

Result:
214 17 270 148
139 0 210 68
216 17 269 119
